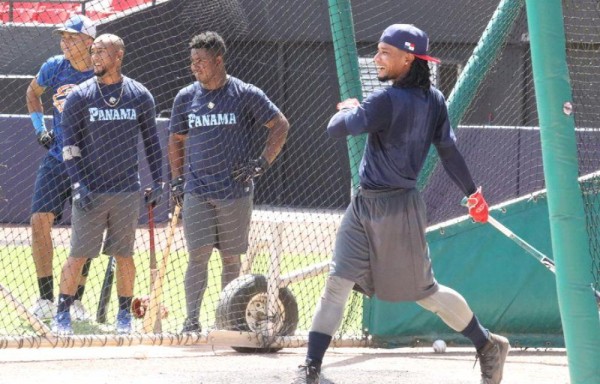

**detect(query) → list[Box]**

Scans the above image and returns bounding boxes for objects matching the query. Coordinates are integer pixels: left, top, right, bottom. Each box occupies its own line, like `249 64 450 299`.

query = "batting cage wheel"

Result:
215 274 299 353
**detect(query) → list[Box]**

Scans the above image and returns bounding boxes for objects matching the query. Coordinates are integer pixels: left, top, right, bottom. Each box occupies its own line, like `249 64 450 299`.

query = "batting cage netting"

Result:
0 0 598 351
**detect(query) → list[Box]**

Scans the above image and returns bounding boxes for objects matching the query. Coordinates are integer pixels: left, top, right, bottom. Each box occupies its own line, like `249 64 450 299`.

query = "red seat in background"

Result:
12 2 41 10
37 2 79 11
11 7 36 22
111 0 151 12
84 9 115 21
0 2 36 23
36 7 71 24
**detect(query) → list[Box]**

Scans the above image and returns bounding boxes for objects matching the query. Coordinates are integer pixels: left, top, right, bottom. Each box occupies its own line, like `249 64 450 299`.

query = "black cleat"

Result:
181 318 201 333
291 358 321 384
477 333 510 384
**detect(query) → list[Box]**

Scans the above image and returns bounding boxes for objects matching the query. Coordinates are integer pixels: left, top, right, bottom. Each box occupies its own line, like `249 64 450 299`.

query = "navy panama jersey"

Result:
62 76 163 193
169 76 280 199
343 85 456 190
35 55 94 161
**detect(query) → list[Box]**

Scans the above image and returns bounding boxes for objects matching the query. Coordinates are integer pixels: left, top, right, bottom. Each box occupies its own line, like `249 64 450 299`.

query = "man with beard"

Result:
53 34 164 335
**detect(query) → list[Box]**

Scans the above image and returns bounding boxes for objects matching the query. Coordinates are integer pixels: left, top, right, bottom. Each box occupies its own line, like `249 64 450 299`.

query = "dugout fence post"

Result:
417 0 525 190
525 0 600 382
327 0 365 193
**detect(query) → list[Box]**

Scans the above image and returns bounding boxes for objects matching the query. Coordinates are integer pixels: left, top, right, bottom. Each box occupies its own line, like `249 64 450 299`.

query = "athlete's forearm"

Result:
140 121 163 184
262 113 289 164
436 144 477 196
168 133 186 178
62 132 85 186
26 79 46 134
63 156 85 186
26 78 44 115
144 136 163 185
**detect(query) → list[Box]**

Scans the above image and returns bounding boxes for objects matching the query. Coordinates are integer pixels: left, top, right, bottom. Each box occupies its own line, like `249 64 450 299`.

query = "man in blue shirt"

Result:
293 25 509 384
26 14 96 321
53 33 164 335
168 31 289 333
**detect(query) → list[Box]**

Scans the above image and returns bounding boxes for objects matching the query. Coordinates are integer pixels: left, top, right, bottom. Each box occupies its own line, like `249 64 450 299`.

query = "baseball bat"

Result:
0 283 51 336
143 204 181 333
486 216 556 273
486 215 600 302
146 201 161 333
96 256 116 323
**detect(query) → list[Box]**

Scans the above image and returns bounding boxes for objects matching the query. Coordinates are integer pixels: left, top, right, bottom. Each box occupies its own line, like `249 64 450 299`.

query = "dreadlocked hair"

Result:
394 58 431 90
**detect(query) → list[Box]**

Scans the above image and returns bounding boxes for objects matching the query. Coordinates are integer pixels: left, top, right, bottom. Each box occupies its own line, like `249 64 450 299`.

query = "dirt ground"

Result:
0 344 570 384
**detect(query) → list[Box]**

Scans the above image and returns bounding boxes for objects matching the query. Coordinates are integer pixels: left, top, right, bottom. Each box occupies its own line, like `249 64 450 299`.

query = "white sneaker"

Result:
30 298 56 320
72 300 92 321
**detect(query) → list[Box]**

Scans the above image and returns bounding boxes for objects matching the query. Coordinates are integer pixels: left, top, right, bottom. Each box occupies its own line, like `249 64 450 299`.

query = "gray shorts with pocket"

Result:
70 192 140 258
330 188 438 302
182 192 253 254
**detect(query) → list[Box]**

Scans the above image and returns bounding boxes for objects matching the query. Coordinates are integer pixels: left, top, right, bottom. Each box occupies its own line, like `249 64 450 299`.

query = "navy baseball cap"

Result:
54 15 96 39
379 24 440 64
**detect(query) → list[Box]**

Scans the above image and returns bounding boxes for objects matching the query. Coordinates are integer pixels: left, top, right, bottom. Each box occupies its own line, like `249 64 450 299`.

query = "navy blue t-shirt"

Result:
62 76 163 193
169 76 280 199
331 85 459 190
35 55 94 161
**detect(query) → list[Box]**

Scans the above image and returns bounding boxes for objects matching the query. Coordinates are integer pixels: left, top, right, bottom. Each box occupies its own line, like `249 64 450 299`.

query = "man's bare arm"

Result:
262 112 290 165
26 78 45 114
168 132 187 178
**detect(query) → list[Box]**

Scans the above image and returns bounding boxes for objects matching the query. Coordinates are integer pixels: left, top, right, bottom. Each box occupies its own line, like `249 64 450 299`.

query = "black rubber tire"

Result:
215 274 299 353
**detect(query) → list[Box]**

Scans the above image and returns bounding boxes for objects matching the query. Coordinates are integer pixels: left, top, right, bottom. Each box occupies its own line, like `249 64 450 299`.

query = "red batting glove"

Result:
336 98 360 111
466 187 489 223
132 295 150 319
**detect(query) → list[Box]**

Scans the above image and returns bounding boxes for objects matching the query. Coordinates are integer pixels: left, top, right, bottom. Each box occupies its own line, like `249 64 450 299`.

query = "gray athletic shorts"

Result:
330 188 438 302
182 192 253 254
70 193 140 258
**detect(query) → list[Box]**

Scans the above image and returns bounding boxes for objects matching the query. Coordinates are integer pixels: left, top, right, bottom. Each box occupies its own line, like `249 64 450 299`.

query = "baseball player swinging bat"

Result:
142 203 181 333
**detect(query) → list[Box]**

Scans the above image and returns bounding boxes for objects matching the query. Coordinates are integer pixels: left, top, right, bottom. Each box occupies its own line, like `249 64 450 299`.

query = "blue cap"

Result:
380 24 440 63
54 15 96 39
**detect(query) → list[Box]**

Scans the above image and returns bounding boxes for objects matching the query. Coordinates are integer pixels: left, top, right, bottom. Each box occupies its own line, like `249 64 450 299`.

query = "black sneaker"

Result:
291 359 320 384
181 318 201 333
477 333 510 384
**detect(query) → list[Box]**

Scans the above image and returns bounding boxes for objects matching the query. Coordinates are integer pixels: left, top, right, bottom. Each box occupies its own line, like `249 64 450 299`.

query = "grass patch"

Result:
0 245 363 337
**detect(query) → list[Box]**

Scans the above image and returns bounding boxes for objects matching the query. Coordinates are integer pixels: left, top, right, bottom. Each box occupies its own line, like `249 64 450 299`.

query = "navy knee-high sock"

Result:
307 331 332 365
57 293 74 313
461 315 489 350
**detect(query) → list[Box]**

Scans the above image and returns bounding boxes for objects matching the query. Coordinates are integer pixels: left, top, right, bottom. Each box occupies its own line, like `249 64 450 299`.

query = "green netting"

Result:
0 0 596 357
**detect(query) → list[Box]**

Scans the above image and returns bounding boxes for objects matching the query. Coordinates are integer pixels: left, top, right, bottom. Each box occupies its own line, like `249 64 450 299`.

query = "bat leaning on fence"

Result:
0 282 51 336
142 203 181 333
132 200 169 332
96 256 116 324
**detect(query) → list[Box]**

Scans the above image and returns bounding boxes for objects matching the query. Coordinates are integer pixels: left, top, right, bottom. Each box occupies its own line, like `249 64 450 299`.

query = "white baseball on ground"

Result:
432 339 447 353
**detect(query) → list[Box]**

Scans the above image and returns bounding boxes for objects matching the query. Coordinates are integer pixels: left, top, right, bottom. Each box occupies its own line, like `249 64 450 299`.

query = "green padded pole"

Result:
328 0 366 193
525 0 600 382
417 0 524 190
